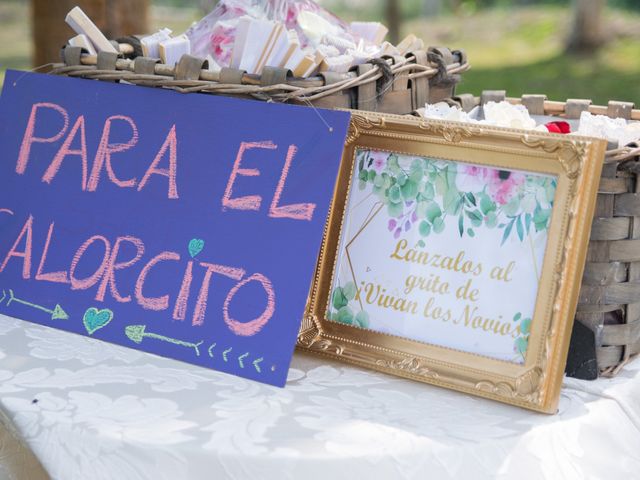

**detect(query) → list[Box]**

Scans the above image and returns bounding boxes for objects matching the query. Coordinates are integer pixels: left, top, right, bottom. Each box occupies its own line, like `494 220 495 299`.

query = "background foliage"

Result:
0 0 638 104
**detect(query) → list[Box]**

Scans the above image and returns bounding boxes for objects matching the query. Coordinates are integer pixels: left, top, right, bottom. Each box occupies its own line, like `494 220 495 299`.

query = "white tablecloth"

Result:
0 313 639 480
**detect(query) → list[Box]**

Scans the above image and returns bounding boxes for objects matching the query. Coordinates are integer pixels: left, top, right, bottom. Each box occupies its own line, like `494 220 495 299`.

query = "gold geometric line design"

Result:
345 202 384 311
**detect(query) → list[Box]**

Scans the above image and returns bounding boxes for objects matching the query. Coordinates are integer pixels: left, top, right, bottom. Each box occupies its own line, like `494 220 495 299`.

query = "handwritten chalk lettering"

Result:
223 273 275 336
173 260 194 321
135 251 181 311
42 115 88 189
0 70 351 387
95 236 145 303
87 115 139 190
193 262 245 327
223 141 317 221
16 103 178 199
17 102 70 175
35 222 69 283
137 124 179 199
16 101 318 212
0 214 34 279
70 235 111 291
223 141 277 211
0 212 278 333
268 145 315 221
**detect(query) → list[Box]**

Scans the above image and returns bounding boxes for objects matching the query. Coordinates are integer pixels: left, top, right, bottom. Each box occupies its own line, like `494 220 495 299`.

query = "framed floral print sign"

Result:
298 112 607 413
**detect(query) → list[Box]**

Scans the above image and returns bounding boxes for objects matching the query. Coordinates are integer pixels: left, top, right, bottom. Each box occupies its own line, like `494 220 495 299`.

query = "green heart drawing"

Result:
83 307 114 335
188 238 205 258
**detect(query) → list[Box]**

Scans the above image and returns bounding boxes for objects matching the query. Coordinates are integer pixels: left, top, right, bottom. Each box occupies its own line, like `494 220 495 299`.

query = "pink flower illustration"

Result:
457 165 524 205
487 170 525 205
369 151 388 173
456 165 491 192
463 165 488 177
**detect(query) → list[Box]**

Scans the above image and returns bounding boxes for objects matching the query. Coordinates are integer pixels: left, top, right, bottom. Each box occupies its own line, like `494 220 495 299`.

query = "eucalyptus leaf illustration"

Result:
342 281 356 301
355 310 370 328
354 148 556 244
329 284 369 330
511 312 532 361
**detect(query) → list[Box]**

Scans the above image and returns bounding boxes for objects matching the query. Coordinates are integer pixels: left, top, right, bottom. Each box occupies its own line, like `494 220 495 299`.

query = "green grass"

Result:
1 2 639 105
406 6 640 104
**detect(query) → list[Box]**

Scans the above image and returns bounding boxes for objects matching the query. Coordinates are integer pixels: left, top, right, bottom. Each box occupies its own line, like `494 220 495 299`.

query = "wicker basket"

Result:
447 90 640 377
50 43 468 116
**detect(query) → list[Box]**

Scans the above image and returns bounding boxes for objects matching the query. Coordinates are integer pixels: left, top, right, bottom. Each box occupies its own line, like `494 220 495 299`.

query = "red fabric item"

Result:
545 121 571 134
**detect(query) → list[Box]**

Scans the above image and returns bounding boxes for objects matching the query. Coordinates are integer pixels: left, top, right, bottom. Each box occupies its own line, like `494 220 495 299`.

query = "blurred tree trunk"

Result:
385 0 400 44
31 0 150 66
566 0 606 53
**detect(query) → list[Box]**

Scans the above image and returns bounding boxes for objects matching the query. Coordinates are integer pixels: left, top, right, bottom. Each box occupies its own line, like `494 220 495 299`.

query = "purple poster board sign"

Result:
0 70 350 386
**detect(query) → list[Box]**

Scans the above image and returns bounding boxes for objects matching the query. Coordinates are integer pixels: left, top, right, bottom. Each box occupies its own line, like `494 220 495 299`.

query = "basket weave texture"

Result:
51 45 469 116
453 90 640 376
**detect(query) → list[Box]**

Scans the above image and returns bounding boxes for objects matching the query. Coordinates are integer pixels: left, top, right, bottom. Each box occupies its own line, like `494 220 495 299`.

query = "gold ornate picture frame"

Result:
298 112 606 413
